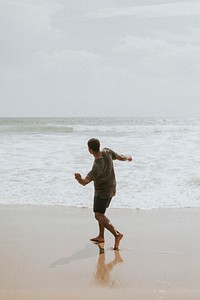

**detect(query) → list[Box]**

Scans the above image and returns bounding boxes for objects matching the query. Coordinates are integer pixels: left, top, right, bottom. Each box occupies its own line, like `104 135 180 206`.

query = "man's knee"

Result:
95 212 104 221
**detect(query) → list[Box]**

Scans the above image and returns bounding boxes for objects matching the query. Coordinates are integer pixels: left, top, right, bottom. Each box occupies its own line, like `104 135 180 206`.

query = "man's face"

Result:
88 146 93 154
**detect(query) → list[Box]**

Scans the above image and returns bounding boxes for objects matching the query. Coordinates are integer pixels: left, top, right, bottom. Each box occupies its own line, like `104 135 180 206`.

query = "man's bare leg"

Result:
95 212 123 250
114 232 123 250
90 222 105 243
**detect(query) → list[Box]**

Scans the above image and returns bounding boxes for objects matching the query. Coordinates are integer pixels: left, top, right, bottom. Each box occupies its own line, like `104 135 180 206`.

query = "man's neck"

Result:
93 151 102 159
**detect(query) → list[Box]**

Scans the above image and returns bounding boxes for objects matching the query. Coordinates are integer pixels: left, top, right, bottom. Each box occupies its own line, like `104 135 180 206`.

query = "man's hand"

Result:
75 173 82 181
74 173 92 186
127 156 133 162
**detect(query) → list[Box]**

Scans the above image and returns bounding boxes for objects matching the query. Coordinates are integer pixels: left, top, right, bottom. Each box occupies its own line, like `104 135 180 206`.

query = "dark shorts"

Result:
93 196 112 214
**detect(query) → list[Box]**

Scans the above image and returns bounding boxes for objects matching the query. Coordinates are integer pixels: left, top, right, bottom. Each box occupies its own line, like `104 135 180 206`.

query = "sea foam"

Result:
0 117 200 209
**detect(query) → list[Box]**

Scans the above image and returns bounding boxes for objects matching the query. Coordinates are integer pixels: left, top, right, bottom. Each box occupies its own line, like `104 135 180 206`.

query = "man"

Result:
75 138 132 250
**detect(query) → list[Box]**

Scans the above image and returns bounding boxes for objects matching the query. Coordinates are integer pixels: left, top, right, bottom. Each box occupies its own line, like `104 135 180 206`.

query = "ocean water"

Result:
0 117 200 210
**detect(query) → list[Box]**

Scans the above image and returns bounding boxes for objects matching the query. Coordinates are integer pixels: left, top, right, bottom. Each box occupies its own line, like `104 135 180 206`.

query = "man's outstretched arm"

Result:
74 173 92 186
115 153 133 162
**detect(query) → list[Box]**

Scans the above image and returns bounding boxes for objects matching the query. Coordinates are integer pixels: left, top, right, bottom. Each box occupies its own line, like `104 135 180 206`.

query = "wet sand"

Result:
1 205 200 299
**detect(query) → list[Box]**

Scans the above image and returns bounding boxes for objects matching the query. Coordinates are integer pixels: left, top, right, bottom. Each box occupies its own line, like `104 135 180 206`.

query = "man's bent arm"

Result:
115 153 132 162
74 173 92 186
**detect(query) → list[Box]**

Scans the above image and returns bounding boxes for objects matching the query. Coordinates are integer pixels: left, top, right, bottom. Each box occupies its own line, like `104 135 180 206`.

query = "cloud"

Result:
90 2 200 19
0 0 62 32
1 0 200 118
0 0 63 68
37 50 101 68
114 34 200 92
117 35 200 58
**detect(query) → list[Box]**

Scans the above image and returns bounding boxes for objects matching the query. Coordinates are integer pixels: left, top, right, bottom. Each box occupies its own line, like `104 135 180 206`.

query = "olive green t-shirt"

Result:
87 148 117 198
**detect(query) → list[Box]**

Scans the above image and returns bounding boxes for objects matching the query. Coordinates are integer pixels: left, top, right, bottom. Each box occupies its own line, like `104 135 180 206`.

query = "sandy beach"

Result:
1 205 200 300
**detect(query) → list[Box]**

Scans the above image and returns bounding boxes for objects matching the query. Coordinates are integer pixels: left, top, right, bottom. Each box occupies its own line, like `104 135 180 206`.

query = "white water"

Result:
0 117 200 209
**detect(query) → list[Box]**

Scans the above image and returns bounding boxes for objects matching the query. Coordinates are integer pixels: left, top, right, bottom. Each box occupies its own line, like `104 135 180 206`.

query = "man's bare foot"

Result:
90 236 105 243
113 232 123 250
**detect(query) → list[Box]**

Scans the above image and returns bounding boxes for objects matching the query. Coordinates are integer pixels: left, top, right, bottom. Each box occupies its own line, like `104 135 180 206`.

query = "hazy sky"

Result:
1 0 200 118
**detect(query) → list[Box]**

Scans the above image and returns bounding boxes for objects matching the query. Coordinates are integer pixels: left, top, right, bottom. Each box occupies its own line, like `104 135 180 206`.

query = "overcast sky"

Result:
1 0 200 118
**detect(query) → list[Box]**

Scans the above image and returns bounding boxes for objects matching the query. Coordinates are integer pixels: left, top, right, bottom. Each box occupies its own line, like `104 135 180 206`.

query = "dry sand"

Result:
1 205 200 300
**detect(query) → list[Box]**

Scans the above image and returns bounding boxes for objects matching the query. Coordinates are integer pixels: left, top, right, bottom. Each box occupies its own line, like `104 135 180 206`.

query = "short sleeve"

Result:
87 163 101 181
103 148 117 160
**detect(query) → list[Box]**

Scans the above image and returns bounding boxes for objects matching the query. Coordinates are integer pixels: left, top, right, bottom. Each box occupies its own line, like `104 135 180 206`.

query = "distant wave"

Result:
1 117 200 135
0 124 74 134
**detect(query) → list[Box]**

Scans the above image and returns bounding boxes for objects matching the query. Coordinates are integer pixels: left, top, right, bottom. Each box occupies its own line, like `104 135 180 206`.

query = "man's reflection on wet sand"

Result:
93 243 123 288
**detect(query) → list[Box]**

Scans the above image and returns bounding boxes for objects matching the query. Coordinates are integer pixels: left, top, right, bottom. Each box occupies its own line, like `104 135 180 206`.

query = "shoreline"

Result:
1 205 200 299
1 202 200 210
